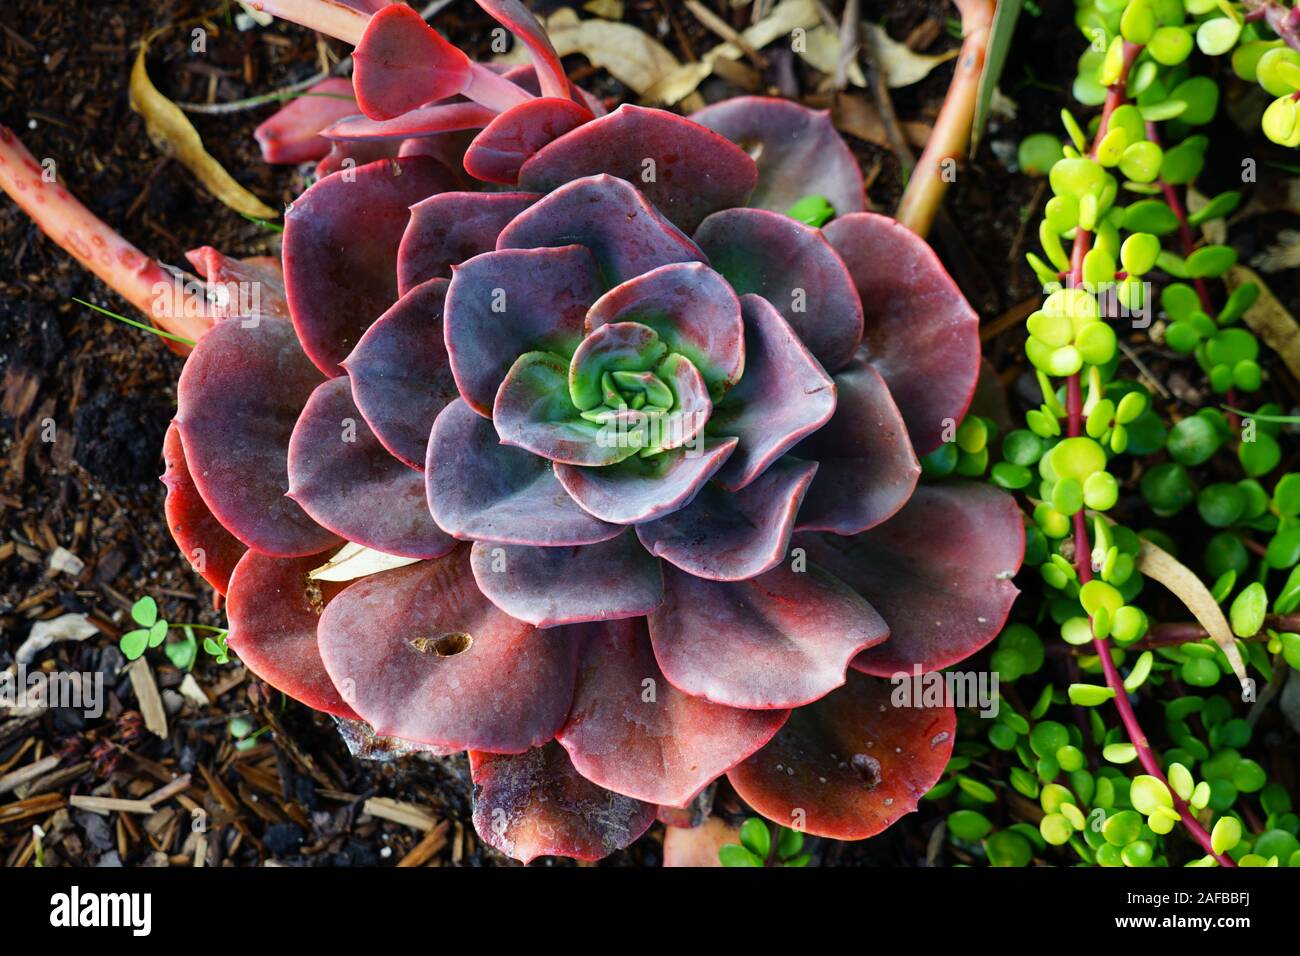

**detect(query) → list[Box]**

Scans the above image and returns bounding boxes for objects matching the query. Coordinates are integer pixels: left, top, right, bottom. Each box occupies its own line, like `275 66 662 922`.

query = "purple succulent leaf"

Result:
475 0 572 100
426 399 621 546
555 618 788 808
690 96 866 218
493 351 637 466
518 105 757 233
161 423 246 596
554 438 737 526
469 530 663 628
314 137 401 179
501 64 605 116
823 212 981 455
648 561 888 710
255 77 357 164
322 101 496 142
585 262 744 398
637 457 817 582
226 550 358 720
341 278 457 470
469 742 656 864
463 97 593 185
351 4 472 121
497 173 704 287
710 294 836 492
398 191 538 295
728 672 954 840
792 358 920 535
284 155 454 377
175 318 341 558
796 482 1025 676
287 377 457 559
444 244 601 416
694 207 863 374
653 353 711 452
317 549 580 752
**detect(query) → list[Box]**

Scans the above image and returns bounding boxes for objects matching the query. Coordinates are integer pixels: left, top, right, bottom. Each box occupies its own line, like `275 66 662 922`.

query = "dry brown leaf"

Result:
864 23 959 88
796 24 866 87
1227 265 1300 381
130 39 277 220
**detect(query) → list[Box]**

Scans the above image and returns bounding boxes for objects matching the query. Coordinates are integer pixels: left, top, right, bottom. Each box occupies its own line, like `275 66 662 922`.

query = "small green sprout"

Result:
720 818 810 867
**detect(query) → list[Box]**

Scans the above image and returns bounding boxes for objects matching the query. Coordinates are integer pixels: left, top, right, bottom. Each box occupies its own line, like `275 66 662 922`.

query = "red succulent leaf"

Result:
728 671 954 840
823 212 981 454
444 244 600 417
476 0 571 100
225 550 358 720
797 482 1024 676
314 137 401 179
518 105 757 233
463 96 593 185
636 456 818 581
469 530 663 628
398 192 538 295
341 278 458 470
255 77 358 164
317 550 579 751
351 3 472 121
469 742 656 864
695 207 863 374
287 377 457 559
793 358 920 535
185 246 289 322
284 155 454 377
554 438 737 525
160 423 246 596
338 0 393 11
426 399 620 545
710 294 836 492
175 318 341 558
498 173 704 287
322 101 495 142
690 97 866 218
556 618 788 807
585 262 744 399
648 561 888 710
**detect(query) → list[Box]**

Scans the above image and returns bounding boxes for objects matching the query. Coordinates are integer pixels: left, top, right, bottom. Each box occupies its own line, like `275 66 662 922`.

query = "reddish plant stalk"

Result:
1059 41 1236 866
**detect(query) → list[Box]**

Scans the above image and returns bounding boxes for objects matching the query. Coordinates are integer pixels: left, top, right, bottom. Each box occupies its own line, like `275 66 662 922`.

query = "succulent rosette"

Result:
163 1 1024 863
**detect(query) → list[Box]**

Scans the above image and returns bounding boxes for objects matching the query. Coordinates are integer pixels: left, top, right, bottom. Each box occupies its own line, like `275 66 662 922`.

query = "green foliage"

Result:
720 818 809 867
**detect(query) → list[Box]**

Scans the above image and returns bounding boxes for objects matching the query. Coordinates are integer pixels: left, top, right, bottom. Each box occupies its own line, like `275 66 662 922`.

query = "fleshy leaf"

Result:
225 550 357 719
426 399 620 545
284 156 453 376
342 278 457 470
161 423 246 596
444 245 600 416
793 359 919 535
518 105 757 233
496 173 704 287
823 212 980 454
695 207 863 374
322 101 495 142
317 550 579 752
469 530 663 627
798 482 1024 675
636 457 817 581
254 77 358 164
185 246 289 322
710 294 836 492
585 262 744 398
567 321 668 411
352 4 471 120
288 378 456 559
398 191 538 295
556 619 788 807
464 97 592 185
728 672 954 840
648 560 888 709
690 97 866 218
554 438 737 525
175 318 341 558
469 742 656 864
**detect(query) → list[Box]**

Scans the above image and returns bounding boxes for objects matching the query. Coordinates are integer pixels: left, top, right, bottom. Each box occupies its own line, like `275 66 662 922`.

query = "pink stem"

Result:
246 0 369 45
0 126 209 347
464 64 534 112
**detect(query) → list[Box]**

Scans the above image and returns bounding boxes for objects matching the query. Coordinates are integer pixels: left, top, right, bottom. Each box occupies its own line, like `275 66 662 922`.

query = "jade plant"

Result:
0 0 1026 864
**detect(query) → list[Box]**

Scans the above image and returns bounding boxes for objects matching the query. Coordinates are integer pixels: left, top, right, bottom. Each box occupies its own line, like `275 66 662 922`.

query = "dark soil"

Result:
1 1 1294 869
